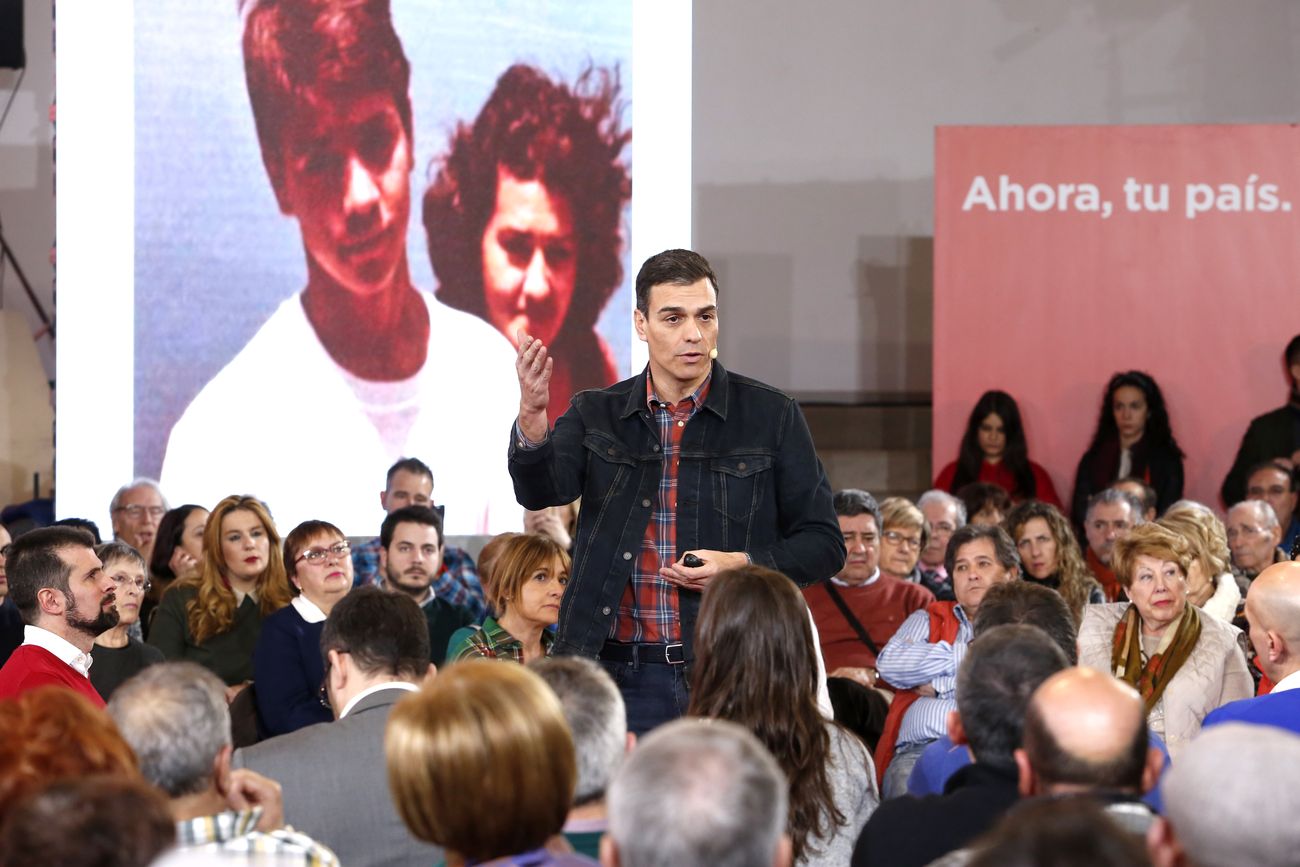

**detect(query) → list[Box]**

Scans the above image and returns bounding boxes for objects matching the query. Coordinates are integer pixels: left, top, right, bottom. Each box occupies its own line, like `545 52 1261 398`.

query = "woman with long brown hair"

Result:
1003 500 1102 624
688 565 877 866
148 495 292 693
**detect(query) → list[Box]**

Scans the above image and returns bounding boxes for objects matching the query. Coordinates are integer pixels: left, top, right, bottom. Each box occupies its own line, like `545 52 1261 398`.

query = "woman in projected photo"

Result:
424 63 631 426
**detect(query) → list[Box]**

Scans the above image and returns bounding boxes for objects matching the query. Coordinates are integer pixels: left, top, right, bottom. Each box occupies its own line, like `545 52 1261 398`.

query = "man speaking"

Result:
510 248 844 734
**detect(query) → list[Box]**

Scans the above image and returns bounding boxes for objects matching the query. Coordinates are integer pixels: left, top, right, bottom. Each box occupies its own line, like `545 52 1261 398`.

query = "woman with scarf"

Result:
1077 522 1251 758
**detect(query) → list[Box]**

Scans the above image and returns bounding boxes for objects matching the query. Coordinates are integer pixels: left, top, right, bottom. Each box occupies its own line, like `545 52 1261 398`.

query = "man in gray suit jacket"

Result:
234 586 437 867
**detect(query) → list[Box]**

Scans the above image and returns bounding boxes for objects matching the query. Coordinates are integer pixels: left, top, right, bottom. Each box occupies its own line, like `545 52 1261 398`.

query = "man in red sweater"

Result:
0 526 119 707
805 489 934 688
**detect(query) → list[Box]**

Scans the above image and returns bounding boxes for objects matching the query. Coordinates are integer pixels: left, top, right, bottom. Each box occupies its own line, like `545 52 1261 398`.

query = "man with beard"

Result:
0 526 120 706
377 506 475 666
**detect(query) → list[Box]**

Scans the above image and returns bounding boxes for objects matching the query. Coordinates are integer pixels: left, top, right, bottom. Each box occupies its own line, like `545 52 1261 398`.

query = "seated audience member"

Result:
351 458 488 620
147 495 292 690
0 686 140 815
963 799 1151 867
376 505 477 667
691 565 878 866
1246 460 1300 556
0 522 23 666
956 483 1011 527
0 526 117 706
50 517 104 543
804 490 933 686
235 587 437 867
531 657 631 859
109 478 168 571
877 497 937 592
109 662 338 864
1072 370 1186 528
253 520 353 737
0 776 176 867
1149 723 1300 867
934 390 1063 508
1158 504 1241 623
1078 522 1252 758
917 490 964 598
386 660 597 866
90 542 164 700
603 718 793 867
1226 499 1287 582
1017 668 1163 834
853 624 1070 867
524 500 581 551
826 677 890 753
1004 500 1102 625
448 533 569 663
1220 332 1300 506
874 524 1021 798
1203 561 1300 733
476 531 520 586
1082 487 1144 601
145 505 209 638
1114 475 1159 522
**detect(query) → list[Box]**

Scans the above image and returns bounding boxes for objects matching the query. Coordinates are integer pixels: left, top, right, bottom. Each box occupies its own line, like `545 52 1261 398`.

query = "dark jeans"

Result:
599 657 692 737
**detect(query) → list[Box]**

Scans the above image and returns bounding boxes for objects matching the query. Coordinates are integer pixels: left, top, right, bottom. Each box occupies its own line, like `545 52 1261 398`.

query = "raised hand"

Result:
516 330 553 443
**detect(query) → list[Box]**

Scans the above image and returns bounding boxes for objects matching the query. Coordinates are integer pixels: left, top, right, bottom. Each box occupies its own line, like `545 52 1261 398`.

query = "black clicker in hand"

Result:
682 553 705 568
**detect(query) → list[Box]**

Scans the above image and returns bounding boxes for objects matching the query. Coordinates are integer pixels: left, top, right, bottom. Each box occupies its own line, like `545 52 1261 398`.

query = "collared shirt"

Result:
22 625 94 677
290 596 327 624
612 373 713 644
875 605 974 748
832 567 881 589
175 809 339 865
352 537 487 621
449 616 554 663
338 680 419 719
1272 669 1300 694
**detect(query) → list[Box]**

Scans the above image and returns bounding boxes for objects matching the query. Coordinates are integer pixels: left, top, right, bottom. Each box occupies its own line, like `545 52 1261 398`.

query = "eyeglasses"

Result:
883 530 922 550
110 574 152 593
1227 525 1267 541
114 505 166 520
296 541 351 564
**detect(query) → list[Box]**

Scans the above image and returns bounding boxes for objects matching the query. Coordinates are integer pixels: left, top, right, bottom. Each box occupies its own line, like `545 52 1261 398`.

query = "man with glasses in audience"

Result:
0 526 118 706
109 479 168 568
1245 460 1300 555
1227 500 1287 583
917 490 965 600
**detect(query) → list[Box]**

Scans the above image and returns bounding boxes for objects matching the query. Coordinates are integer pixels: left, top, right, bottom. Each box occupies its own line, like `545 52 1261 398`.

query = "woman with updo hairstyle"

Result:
148 495 292 691
1002 501 1102 626
688 565 877 866
935 390 1063 508
385 660 594 866
1071 370 1185 528
1077 522 1251 757
142 504 208 638
1158 503 1241 624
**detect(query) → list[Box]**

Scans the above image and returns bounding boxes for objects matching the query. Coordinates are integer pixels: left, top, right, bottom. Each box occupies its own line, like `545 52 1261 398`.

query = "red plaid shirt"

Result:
611 374 713 644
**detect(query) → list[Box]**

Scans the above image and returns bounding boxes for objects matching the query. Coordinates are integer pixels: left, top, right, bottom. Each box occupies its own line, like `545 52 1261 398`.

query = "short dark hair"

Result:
385 457 434 490
283 520 345 580
1114 476 1158 514
832 489 881 528
1022 695 1148 792
972 581 1077 665
1246 460 1297 493
634 249 718 315
320 586 429 679
945 523 1021 579
957 624 1069 771
957 482 1011 521
50 518 102 544
93 541 146 575
5 526 97 622
967 798 1151 867
380 506 444 550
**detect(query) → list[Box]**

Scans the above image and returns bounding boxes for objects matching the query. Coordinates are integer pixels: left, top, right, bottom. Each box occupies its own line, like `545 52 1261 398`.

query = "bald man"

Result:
1017 668 1164 836
1203 561 1300 735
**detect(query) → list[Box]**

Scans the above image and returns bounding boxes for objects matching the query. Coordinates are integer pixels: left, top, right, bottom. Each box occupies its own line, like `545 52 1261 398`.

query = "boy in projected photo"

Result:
159 0 519 535
424 63 631 426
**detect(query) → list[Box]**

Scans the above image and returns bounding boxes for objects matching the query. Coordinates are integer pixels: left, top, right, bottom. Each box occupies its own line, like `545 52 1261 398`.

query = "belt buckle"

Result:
663 642 685 665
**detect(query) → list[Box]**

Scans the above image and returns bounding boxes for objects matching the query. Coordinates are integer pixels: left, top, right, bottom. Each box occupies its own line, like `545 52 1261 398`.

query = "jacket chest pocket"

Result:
710 454 773 523
583 433 637 503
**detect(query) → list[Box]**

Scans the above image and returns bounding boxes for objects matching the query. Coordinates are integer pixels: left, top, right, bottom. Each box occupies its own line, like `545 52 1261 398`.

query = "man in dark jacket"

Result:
1221 333 1300 506
510 248 844 734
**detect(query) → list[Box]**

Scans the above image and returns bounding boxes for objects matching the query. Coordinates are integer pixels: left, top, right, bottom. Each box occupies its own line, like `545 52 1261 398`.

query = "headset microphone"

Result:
709 346 718 360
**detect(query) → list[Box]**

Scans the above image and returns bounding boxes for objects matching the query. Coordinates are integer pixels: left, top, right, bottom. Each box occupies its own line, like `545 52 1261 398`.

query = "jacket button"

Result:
642 498 651 508
652 445 661 452
623 551 632 560
738 461 747 471
602 606 612 616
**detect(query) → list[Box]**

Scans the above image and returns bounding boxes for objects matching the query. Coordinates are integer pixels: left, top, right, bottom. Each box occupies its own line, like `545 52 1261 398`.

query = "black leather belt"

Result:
600 641 686 665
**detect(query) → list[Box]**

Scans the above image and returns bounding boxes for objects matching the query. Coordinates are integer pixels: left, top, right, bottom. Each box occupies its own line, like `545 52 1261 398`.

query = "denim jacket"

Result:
508 362 845 660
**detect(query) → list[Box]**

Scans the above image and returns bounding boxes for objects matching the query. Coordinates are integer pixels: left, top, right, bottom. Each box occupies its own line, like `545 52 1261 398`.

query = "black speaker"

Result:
0 0 24 71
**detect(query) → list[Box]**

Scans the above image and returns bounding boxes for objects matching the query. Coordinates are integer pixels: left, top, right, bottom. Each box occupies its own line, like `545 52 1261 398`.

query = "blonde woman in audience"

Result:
1159 502 1241 623
148 495 292 695
90 542 165 700
1003 501 1102 626
386 660 597 866
878 497 930 589
447 534 570 664
1078 522 1252 757
689 564 877 867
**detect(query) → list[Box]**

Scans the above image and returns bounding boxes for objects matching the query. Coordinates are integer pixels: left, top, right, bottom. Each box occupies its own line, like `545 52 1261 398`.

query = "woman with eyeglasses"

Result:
90 541 165 700
877 498 947 600
253 520 354 737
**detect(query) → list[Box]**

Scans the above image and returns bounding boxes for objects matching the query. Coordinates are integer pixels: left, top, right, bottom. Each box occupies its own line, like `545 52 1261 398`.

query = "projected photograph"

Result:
134 0 633 535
